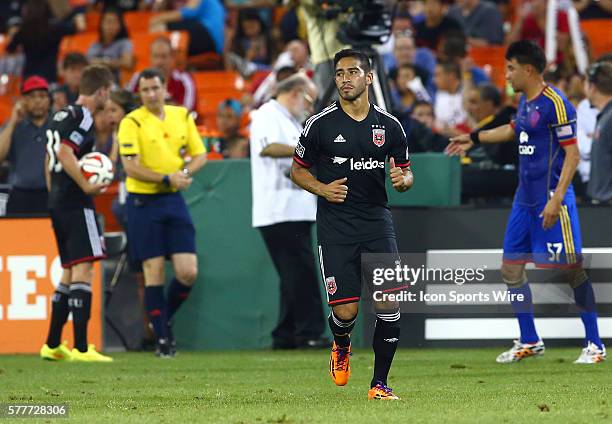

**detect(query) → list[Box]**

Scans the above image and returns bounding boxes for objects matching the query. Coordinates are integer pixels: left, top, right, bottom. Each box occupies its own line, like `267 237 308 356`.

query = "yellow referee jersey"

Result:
118 105 206 194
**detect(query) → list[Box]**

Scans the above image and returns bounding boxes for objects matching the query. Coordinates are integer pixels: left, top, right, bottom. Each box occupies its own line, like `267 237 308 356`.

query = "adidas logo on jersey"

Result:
350 158 385 171
333 134 346 143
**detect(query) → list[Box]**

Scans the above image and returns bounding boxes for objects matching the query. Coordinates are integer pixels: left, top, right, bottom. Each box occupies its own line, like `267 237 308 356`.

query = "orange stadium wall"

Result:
0 218 102 354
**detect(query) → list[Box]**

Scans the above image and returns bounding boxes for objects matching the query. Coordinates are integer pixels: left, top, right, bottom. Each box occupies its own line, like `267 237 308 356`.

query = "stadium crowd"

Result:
0 0 611 213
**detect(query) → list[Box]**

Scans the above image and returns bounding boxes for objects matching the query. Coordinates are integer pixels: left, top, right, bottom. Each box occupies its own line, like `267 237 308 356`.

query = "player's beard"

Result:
338 83 367 101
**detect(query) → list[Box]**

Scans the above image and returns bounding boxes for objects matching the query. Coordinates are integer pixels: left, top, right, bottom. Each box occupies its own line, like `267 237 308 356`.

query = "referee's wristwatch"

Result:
182 168 191 177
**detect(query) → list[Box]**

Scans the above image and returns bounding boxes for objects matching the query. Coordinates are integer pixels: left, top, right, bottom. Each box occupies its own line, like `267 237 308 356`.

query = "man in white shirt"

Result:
433 60 467 135
575 98 597 190
250 74 327 349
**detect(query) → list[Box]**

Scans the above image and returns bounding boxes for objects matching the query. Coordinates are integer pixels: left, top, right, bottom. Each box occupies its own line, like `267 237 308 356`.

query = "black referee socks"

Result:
144 286 168 340
371 310 400 387
167 278 193 319
69 282 92 353
46 284 71 348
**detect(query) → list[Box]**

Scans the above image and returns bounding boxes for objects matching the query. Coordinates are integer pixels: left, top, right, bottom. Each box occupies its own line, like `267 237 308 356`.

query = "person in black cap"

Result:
0 75 51 215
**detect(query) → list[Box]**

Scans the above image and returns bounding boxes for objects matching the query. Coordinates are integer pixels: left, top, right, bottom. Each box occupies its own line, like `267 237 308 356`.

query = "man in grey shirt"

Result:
586 62 612 204
449 0 504 46
0 76 51 215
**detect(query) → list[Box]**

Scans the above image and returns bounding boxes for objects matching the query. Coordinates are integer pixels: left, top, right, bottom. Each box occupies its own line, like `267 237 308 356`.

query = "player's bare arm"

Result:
261 143 296 158
389 157 413 192
56 143 105 195
290 160 348 203
445 124 515 155
540 143 580 230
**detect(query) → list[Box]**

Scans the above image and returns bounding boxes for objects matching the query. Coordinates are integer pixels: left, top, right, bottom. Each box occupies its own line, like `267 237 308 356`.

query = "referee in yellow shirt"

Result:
118 68 207 357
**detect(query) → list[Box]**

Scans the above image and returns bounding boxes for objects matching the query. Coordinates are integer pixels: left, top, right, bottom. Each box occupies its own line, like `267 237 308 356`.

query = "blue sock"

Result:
573 279 602 349
167 278 192 320
509 283 539 344
144 286 168 340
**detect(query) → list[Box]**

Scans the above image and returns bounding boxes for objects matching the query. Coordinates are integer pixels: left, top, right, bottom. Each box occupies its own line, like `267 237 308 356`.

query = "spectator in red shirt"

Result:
125 35 197 112
508 0 570 66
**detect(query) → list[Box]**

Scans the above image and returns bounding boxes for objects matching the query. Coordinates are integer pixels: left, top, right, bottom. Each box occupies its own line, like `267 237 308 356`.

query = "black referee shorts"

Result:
49 207 106 268
317 237 406 306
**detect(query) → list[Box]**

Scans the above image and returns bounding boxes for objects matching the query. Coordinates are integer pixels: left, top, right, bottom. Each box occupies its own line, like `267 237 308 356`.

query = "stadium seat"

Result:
186 52 224 70
124 11 158 34
58 32 98 62
0 95 14 125
85 10 101 32
581 19 612 59
193 71 244 130
469 46 507 89
129 30 189 72
119 30 189 85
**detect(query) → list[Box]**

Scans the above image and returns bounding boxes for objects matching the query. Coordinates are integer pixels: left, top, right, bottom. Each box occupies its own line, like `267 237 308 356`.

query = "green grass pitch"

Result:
1 348 610 423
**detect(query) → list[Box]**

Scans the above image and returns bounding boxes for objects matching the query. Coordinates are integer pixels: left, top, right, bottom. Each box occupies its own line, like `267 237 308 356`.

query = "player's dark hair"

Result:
477 83 502 107
437 60 461 79
62 52 89 70
79 65 113 95
588 62 612 95
137 67 166 86
334 49 371 73
505 40 547 74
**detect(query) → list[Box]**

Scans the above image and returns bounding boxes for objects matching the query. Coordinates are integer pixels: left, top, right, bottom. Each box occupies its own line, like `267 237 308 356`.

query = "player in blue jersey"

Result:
447 41 605 364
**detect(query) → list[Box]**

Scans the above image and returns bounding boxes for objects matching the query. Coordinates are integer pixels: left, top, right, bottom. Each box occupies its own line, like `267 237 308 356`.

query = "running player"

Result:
291 49 414 399
446 41 605 364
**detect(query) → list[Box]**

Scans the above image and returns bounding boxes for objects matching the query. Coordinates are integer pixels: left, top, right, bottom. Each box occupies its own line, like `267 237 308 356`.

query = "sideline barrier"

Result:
0 218 102 354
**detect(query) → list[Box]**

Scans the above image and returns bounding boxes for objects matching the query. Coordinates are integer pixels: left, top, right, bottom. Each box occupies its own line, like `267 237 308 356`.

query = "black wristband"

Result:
470 131 481 145
162 175 170 187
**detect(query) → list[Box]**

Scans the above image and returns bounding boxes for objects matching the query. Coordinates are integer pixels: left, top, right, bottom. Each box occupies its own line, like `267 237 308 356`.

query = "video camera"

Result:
316 0 392 47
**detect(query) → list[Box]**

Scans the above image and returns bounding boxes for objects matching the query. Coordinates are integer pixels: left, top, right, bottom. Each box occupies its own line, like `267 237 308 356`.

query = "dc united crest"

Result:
372 128 385 147
325 277 337 295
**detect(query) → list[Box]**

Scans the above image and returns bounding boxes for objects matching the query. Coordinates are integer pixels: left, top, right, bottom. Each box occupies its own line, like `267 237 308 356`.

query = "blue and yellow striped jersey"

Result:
512 84 577 207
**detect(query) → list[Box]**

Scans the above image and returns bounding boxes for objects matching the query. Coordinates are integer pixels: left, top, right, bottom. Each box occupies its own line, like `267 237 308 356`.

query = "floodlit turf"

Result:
0 348 609 423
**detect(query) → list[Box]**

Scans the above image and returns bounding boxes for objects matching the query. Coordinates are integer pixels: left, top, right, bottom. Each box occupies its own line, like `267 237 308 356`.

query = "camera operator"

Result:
299 0 349 110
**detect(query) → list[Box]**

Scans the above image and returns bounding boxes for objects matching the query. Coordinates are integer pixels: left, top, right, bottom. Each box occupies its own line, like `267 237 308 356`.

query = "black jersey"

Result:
293 101 411 244
47 104 96 209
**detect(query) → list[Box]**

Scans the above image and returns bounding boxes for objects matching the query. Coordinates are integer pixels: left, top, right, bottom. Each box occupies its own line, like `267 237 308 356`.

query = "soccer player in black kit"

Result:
291 49 413 400
40 65 115 362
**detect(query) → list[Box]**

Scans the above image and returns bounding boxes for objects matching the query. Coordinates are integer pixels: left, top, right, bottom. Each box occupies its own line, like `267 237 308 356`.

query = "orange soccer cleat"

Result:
368 382 400 400
329 341 351 386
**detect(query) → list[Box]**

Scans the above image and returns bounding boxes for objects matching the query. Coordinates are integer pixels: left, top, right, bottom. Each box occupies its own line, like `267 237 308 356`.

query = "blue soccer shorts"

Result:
126 192 196 262
503 200 582 268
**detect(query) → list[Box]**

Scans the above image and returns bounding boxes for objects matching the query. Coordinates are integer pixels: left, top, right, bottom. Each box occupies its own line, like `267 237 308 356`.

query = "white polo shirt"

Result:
250 99 317 228
576 98 598 183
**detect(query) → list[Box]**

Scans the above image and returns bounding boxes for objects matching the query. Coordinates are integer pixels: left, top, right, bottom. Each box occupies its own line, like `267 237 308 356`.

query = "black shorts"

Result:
50 207 106 268
317 237 406 306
